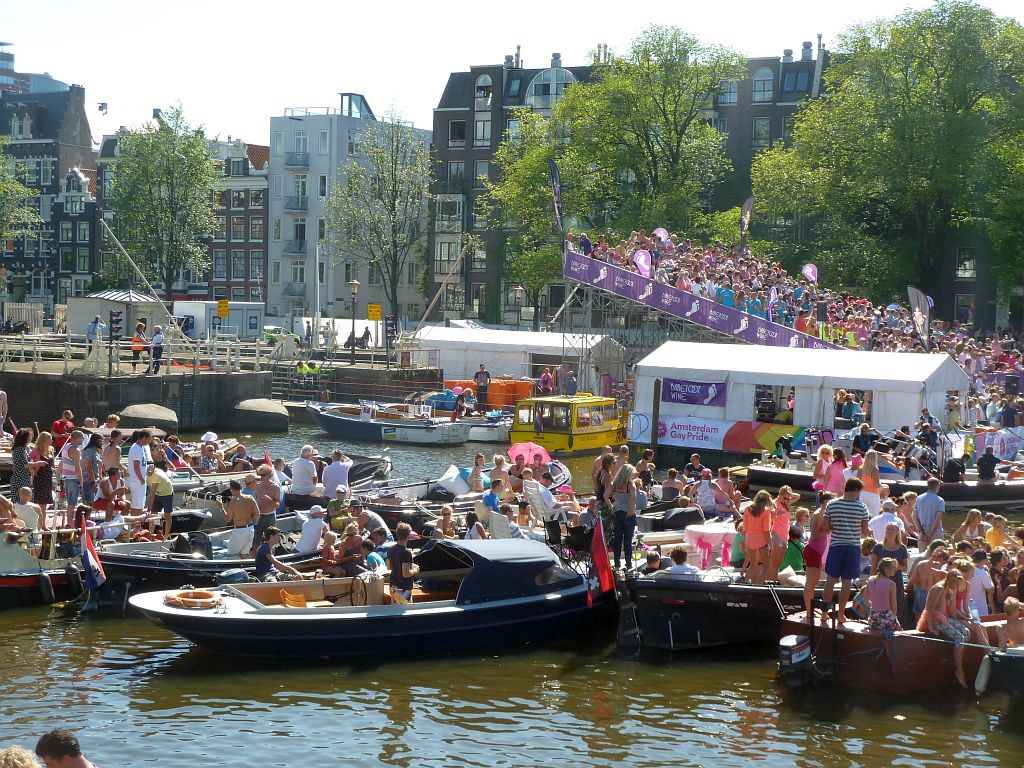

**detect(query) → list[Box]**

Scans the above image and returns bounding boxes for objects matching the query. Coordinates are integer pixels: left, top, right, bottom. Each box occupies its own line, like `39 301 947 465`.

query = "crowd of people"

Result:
573 229 1024 381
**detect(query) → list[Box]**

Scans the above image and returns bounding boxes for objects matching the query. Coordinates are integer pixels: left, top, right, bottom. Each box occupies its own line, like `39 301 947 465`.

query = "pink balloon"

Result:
633 250 652 278
801 263 818 283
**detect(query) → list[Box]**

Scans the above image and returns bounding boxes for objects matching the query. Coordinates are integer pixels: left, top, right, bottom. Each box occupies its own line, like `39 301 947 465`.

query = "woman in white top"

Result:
464 511 488 540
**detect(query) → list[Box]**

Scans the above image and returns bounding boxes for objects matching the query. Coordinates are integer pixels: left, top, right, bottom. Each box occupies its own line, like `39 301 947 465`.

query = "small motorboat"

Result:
307 402 472 446
507 393 628 456
777 609 1000 693
0 528 84 609
129 538 611 658
975 647 1024 695
624 567 820 651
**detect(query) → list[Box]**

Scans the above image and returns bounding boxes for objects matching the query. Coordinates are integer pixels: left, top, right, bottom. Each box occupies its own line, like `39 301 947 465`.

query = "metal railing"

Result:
284 152 309 167
284 196 308 211
283 240 308 254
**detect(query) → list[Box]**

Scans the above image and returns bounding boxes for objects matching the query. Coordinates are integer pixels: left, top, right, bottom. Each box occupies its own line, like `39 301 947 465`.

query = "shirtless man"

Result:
102 430 124 474
222 479 259 558
907 544 949 620
591 446 612 496
251 468 281 556
998 597 1024 649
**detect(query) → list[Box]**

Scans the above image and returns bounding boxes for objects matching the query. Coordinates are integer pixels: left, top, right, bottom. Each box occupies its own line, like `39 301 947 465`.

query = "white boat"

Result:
0 528 84 609
307 402 473 446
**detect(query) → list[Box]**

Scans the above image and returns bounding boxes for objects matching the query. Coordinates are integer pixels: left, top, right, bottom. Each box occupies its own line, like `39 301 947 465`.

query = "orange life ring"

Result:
163 589 220 609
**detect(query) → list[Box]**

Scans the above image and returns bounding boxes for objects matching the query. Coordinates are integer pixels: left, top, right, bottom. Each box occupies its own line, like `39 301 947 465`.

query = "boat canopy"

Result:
633 341 970 431
414 539 577 606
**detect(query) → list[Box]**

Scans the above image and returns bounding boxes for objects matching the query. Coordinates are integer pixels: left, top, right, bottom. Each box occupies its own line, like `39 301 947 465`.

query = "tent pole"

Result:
650 378 662 460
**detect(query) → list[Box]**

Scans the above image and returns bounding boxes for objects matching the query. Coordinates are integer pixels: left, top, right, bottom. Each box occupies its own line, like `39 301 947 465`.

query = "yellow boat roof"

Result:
517 393 616 405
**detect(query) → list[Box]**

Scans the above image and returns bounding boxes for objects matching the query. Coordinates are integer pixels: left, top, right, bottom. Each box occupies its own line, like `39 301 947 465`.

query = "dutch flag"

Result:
80 518 106 590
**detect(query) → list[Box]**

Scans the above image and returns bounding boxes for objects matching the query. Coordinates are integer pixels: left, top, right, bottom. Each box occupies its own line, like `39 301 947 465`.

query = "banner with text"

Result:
563 250 839 350
661 378 727 407
973 428 1024 461
629 413 807 454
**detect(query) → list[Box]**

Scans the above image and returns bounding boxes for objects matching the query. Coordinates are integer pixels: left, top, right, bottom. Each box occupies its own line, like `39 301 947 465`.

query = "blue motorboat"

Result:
307 401 472 446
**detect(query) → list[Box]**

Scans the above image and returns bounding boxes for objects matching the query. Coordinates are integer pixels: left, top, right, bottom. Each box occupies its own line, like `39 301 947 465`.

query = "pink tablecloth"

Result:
683 522 737 569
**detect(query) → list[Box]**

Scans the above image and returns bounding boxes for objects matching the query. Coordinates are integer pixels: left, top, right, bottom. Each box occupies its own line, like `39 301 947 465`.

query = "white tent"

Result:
414 324 623 381
634 341 969 432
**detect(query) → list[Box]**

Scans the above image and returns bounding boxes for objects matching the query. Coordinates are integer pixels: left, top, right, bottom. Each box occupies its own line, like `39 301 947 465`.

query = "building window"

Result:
293 217 306 242
343 261 357 283
231 216 246 241
472 198 487 230
474 118 491 147
506 119 521 141
272 131 283 156
474 160 489 187
293 173 307 200
406 304 421 320
752 67 774 103
251 189 265 208
25 161 39 185
291 261 305 283
437 197 463 233
272 218 282 241
717 118 729 134
249 216 264 240
752 117 771 152
76 248 89 273
41 161 51 185
76 221 89 242
448 161 465 181
955 294 976 325
434 239 460 275
407 260 420 286
470 244 487 270
40 194 51 220
719 80 738 104
318 129 329 155
318 217 327 241
231 249 244 280
783 117 795 144
782 70 810 93
60 222 72 242
448 120 466 148
250 251 263 281
271 261 281 283
475 74 493 110
272 175 283 198
232 190 246 208
508 78 521 98
232 287 246 301
367 264 380 285
213 288 228 300
955 247 977 279
348 130 362 155
214 190 228 208
318 174 328 198
230 159 245 176
442 284 464 311
250 287 261 302
294 130 308 154
524 68 576 110
215 216 227 240
469 284 486 317
213 250 227 279
60 247 72 271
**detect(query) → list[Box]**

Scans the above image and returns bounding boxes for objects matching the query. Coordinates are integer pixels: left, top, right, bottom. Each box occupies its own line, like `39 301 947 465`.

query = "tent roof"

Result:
416 324 616 356
82 289 162 303
635 341 969 393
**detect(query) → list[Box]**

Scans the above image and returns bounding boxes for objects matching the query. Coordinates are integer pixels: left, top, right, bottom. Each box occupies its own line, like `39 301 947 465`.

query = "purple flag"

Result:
801 263 818 283
652 227 669 245
767 285 778 313
633 250 652 278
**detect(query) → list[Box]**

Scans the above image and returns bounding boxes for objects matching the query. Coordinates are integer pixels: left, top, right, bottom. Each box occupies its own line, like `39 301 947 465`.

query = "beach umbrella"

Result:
507 441 552 465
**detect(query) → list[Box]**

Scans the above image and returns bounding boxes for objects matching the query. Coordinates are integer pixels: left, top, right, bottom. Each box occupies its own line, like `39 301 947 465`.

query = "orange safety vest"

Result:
132 334 145 352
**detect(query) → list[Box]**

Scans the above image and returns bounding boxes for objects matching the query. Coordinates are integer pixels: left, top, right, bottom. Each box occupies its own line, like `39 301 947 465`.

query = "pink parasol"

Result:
507 441 552 465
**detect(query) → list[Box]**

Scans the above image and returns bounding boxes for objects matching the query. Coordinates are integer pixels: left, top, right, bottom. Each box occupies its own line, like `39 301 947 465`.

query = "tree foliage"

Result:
324 110 431 317
752 0 1024 291
109 105 217 300
0 136 39 241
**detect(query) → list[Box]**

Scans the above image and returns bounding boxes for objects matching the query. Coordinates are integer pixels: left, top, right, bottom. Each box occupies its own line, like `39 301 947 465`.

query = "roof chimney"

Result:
782 49 793 63
801 41 813 61
503 55 514 69
551 52 561 68
515 45 521 68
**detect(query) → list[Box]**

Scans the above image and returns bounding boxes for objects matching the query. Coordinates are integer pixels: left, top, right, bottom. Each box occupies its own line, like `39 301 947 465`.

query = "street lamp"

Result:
513 285 524 331
348 279 360 366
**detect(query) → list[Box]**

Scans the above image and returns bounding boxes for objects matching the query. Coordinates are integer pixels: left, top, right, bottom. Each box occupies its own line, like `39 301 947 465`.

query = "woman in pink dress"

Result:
824 448 849 496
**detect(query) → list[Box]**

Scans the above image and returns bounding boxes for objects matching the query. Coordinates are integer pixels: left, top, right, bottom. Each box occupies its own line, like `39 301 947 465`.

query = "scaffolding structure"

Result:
554 281 741 395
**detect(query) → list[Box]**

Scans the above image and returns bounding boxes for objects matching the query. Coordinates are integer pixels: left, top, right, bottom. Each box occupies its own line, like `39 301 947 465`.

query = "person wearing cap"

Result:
223 479 259 558
322 449 354 495
296 505 329 555
969 548 996 618
327 483 350 519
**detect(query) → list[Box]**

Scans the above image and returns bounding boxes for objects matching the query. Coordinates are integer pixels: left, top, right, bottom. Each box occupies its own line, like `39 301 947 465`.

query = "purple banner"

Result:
662 378 727 406
561 251 841 350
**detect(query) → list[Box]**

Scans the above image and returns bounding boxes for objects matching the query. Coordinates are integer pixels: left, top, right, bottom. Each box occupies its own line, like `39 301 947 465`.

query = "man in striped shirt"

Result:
821 477 870 625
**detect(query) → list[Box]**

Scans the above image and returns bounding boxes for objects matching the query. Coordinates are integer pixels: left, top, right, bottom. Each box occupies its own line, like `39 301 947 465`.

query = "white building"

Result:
265 94 431 324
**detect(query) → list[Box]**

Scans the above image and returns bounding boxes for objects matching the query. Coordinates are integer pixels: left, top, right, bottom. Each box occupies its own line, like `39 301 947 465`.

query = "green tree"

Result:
0 136 39 241
752 0 1024 292
324 110 431 318
109 105 216 300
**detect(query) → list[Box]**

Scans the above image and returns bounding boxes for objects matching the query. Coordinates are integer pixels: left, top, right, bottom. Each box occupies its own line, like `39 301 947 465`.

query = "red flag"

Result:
80 517 106 590
264 449 272 467
591 519 614 593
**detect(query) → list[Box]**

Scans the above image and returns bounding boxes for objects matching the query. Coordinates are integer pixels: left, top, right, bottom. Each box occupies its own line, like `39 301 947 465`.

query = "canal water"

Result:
1 426 1022 766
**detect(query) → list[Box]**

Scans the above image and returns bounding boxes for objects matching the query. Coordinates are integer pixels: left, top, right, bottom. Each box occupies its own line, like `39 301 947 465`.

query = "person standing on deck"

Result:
821 478 870 625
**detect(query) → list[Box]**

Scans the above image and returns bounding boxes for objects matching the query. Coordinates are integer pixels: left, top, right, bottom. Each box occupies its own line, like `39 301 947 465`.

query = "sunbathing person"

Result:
998 597 1024 649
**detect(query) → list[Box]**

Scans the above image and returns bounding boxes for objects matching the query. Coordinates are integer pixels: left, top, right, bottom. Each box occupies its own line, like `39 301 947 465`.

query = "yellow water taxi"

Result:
508 393 627 456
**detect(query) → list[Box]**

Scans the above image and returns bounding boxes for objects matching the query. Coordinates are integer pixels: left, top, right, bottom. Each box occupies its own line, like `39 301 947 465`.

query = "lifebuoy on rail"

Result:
163 589 220 609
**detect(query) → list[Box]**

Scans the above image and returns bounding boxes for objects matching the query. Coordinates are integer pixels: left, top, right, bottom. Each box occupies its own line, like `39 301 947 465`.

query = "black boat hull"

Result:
989 651 1024 694
627 575 814 651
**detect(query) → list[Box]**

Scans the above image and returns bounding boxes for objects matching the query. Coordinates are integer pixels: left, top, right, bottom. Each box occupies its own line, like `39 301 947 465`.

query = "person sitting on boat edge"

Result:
997 597 1024 649
464 511 488 540
682 453 706 483
434 505 458 540
321 530 345 577
482 478 503 517
337 521 366 576
387 522 419 602
361 539 386 571
296 505 329 555
35 727 98 768
866 557 903 632
641 550 670 574
664 545 699 576
779 524 805 574
255 527 302 582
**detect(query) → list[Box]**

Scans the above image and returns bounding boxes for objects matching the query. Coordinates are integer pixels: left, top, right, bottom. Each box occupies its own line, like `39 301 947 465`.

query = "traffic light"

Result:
109 310 123 340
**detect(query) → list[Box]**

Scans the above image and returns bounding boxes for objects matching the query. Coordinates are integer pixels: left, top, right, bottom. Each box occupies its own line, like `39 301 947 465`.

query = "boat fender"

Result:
37 572 56 604
975 654 992 696
164 589 221 609
65 563 84 596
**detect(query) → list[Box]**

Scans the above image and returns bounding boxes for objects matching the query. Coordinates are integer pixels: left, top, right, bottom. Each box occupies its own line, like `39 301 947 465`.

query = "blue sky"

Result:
4 0 1023 146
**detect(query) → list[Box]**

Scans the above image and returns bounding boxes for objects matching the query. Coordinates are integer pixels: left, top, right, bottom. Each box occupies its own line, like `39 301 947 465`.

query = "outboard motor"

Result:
778 634 812 687
216 568 251 585
170 533 193 555
187 531 213 559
